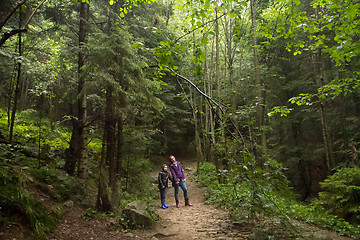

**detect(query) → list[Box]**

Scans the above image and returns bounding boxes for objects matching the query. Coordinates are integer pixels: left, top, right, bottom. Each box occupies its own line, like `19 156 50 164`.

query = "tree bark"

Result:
66 1 89 177
106 88 116 185
76 1 89 178
313 5 335 175
351 144 358 168
9 8 22 144
203 26 211 162
96 128 112 212
190 9 203 162
250 0 267 153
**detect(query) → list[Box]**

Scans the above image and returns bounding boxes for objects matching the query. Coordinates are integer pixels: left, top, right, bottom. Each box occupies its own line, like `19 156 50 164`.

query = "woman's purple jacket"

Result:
169 161 186 182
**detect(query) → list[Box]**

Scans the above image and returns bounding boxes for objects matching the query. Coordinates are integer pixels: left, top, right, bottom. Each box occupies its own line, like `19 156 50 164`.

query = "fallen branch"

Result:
168 68 226 114
168 67 248 151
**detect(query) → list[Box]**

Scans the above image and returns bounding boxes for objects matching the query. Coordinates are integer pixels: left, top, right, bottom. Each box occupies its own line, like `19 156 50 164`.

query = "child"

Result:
158 164 172 209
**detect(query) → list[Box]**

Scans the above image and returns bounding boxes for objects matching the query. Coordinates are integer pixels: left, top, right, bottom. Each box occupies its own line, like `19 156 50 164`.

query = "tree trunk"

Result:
203 25 211 162
96 128 112 212
65 1 89 178
165 0 173 26
313 5 334 175
190 11 203 162
214 4 221 179
250 0 266 153
66 1 89 176
106 88 116 186
351 144 358 168
116 113 125 177
9 8 22 144
190 87 203 161
208 37 216 163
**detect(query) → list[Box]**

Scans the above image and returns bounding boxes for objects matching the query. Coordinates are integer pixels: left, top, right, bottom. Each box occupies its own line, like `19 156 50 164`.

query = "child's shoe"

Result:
164 204 169 208
161 204 167 209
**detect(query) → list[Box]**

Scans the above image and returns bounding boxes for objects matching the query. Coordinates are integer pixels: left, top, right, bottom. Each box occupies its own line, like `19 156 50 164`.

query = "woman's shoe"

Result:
176 200 180 208
185 198 193 206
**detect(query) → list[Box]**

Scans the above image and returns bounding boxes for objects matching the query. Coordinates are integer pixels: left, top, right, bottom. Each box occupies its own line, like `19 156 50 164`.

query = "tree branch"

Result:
168 67 249 151
0 0 47 48
171 13 226 47
168 68 226 114
0 0 27 31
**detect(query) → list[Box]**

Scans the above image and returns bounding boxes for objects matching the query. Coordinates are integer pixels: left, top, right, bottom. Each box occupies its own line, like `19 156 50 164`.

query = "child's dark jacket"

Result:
158 170 173 188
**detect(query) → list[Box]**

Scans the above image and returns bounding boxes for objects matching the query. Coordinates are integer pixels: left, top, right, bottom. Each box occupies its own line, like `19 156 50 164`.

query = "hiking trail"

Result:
52 157 353 240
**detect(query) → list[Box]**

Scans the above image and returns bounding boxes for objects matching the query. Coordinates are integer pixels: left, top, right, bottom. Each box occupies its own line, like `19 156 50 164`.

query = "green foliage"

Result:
27 167 82 201
196 155 290 218
0 109 70 151
122 157 156 200
314 168 360 223
268 106 292 117
287 201 360 238
196 160 360 238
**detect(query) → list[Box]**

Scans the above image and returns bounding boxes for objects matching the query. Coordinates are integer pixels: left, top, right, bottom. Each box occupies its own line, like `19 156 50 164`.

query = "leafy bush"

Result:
314 167 360 223
287 201 360 238
196 160 360 238
0 108 71 151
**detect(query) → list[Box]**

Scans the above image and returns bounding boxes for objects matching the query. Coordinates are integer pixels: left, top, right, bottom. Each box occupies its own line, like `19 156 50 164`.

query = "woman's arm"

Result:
179 162 186 180
169 165 178 182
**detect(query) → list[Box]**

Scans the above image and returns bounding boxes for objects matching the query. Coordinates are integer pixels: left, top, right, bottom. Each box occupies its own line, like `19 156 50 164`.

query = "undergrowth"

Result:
0 107 160 236
0 164 61 239
195 160 360 239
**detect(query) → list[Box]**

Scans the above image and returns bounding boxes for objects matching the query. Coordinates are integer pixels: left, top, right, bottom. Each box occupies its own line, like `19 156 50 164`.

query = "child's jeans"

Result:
159 187 167 206
174 181 188 200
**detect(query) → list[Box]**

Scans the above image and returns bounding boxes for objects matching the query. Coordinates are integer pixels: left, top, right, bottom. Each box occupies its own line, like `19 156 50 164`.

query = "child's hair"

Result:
162 164 168 170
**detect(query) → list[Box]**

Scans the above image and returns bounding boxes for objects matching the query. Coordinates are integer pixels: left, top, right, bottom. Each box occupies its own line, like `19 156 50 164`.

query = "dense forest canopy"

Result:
0 0 360 238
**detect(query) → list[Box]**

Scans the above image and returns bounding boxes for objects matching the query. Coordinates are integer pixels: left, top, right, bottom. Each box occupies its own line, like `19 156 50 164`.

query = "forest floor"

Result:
49 157 354 240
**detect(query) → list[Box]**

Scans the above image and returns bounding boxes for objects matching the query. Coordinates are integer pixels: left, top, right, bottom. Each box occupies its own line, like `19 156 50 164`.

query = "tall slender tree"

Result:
65 0 89 178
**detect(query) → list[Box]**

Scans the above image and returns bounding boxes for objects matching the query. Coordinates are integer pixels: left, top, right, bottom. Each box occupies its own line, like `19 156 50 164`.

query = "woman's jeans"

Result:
159 187 167 206
174 181 188 200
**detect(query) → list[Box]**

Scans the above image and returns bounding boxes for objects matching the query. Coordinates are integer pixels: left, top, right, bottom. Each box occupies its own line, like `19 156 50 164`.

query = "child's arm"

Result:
158 172 164 187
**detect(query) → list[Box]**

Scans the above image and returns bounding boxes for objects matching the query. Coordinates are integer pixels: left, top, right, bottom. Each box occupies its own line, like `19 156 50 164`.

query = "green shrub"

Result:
314 167 360 223
27 167 82 201
196 161 360 238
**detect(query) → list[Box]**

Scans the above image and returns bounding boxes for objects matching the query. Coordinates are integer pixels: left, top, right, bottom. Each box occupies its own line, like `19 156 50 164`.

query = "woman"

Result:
168 155 193 208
